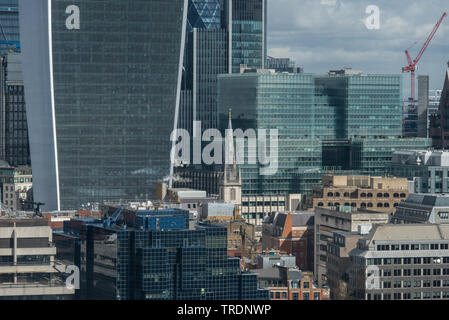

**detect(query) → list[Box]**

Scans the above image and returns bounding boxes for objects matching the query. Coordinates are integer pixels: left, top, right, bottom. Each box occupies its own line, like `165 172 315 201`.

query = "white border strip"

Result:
170 0 189 188
48 0 60 210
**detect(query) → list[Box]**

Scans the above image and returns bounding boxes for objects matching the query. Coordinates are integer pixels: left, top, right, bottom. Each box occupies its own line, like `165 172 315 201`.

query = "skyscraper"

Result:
0 53 30 167
217 69 430 196
0 0 20 55
19 0 188 210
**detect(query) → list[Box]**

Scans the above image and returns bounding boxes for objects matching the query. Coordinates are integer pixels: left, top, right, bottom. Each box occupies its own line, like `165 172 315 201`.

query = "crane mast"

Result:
402 12 447 108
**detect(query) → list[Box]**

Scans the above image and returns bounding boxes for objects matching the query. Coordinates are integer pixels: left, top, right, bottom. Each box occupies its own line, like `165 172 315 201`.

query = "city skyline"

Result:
268 0 449 97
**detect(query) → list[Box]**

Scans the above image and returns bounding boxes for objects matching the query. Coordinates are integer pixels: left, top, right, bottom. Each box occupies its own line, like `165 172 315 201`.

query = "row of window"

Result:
368 257 449 265
369 291 449 300
271 291 321 300
381 268 449 277
318 202 398 208
325 192 406 198
376 244 449 251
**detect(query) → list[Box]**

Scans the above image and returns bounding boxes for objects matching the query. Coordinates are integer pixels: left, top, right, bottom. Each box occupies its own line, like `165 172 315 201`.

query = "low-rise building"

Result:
252 266 330 300
327 228 371 300
308 175 408 213
390 150 449 194
262 211 314 271
392 193 449 224
348 224 449 300
0 218 74 299
314 206 390 287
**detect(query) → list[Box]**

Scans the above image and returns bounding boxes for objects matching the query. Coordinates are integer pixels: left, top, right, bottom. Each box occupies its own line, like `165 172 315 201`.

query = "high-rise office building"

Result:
0 0 20 55
223 0 267 73
60 208 269 300
217 69 430 196
19 0 188 210
0 53 30 167
418 75 430 138
179 0 267 132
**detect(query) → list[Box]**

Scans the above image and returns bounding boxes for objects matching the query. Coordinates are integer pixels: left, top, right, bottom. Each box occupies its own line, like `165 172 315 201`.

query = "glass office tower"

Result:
61 209 269 300
19 0 188 210
218 72 322 195
0 0 20 55
223 0 267 73
218 71 430 196
187 0 221 31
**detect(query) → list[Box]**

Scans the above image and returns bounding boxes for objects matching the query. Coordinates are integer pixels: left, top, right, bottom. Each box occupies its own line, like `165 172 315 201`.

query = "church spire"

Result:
225 108 235 166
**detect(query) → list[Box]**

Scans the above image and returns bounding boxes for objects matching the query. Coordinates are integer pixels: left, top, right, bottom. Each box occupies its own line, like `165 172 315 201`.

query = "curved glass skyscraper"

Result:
19 0 188 210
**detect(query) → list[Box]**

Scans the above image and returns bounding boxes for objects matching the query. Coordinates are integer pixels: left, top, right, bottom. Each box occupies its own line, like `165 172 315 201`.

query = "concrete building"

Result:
2 165 32 211
390 150 449 194
308 175 409 213
254 250 297 269
391 193 449 224
314 206 390 287
252 266 330 300
348 224 449 300
326 229 369 300
262 211 314 271
0 218 74 299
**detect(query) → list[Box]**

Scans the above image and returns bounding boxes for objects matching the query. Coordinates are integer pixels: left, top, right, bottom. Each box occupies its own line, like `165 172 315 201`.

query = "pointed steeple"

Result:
226 108 236 166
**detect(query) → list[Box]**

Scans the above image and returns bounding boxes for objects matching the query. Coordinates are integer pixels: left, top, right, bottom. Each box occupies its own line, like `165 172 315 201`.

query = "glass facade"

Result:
225 0 266 73
218 73 322 195
187 0 221 31
62 209 268 300
218 71 430 196
0 0 20 55
21 0 187 210
0 53 29 167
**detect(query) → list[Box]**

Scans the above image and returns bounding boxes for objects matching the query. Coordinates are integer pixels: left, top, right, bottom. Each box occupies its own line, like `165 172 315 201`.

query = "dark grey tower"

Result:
19 0 188 210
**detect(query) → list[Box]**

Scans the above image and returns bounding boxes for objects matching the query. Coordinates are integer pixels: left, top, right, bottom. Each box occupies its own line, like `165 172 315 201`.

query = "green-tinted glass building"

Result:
20 0 188 210
218 69 430 196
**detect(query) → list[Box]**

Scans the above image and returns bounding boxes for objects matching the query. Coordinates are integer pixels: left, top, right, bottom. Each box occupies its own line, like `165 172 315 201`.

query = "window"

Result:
403 258 411 264
413 281 421 288
403 281 411 288
423 269 431 276
403 269 411 276
303 292 309 300
383 269 391 277
393 281 401 288
383 281 391 288
302 281 309 289
413 257 421 264
282 292 287 299
314 292 320 300
231 188 236 201
413 292 421 299
393 269 401 277
433 269 441 276
413 269 421 276
275 292 280 299
394 258 402 265
292 293 298 300
433 280 441 287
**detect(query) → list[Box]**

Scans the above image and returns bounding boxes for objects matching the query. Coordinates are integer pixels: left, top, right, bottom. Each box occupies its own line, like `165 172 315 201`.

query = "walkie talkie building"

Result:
19 0 188 210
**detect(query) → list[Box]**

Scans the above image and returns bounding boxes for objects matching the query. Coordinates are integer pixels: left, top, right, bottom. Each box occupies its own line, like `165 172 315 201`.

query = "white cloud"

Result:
268 0 449 96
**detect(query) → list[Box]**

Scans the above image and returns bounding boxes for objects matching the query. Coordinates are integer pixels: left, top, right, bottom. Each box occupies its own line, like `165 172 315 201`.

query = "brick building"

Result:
252 266 330 300
262 211 314 271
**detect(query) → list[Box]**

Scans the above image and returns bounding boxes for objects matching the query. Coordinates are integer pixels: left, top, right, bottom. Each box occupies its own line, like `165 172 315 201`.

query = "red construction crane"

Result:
402 12 447 108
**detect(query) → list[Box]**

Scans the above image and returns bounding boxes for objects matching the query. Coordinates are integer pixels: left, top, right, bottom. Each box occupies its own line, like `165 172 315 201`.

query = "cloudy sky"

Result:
267 0 449 98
